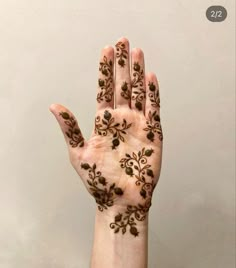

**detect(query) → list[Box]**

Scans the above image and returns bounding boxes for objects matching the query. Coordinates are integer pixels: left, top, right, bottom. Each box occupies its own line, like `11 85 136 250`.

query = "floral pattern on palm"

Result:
97 56 113 103
120 148 155 199
59 111 84 147
144 111 163 142
148 81 160 108
110 198 152 237
115 41 128 67
95 110 132 149
81 163 123 211
131 62 145 110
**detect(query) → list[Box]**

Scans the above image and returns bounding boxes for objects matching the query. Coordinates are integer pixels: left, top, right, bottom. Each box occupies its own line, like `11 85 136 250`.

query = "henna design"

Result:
97 56 113 103
148 82 160 108
115 42 128 67
95 110 132 149
121 81 131 100
81 163 123 211
59 112 84 147
110 198 152 237
115 42 131 100
131 62 145 110
120 148 155 199
144 111 163 142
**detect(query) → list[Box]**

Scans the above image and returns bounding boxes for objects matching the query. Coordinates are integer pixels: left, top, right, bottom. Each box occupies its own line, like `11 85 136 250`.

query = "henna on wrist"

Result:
109 148 155 237
110 198 151 237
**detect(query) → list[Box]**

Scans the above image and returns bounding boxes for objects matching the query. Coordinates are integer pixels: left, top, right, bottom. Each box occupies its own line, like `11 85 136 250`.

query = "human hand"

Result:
50 37 163 237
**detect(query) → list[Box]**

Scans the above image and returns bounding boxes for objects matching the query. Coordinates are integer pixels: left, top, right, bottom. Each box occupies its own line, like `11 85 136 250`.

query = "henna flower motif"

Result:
120 81 131 100
97 56 113 103
59 112 84 147
95 110 132 149
81 163 123 211
144 111 163 142
110 198 152 237
131 62 145 110
120 148 155 199
115 41 128 67
148 81 160 108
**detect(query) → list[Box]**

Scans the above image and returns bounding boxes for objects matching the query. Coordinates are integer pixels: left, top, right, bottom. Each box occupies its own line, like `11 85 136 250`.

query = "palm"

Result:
50 38 163 237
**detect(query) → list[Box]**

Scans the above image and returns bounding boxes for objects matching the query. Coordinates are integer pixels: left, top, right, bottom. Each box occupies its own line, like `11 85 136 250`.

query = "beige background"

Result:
0 0 235 267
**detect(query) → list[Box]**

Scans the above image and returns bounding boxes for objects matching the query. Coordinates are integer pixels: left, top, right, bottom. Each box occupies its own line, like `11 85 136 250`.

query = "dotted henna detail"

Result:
143 111 163 142
97 56 113 103
110 198 152 237
81 163 123 211
59 111 84 147
148 81 160 108
131 62 145 111
95 110 132 149
120 148 155 199
115 41 128 67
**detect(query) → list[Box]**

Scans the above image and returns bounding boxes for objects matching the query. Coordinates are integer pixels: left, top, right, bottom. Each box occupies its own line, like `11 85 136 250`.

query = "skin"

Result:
50 37 163 268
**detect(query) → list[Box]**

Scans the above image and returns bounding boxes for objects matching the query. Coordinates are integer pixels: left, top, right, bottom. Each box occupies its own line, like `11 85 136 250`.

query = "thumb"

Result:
49 103 85 149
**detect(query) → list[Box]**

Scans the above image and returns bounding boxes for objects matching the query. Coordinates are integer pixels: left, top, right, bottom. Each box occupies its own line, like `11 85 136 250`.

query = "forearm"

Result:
90 208 149 268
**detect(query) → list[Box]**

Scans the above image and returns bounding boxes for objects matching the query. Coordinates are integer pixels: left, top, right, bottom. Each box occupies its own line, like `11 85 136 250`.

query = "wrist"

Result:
95 204 149 237
90 206 149 268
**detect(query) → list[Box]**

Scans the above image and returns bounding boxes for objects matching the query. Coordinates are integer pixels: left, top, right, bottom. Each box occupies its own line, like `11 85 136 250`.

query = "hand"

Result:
50 37 163 237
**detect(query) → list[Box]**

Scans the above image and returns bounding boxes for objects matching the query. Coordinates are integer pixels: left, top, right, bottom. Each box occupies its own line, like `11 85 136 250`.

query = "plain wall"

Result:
0 0 235 267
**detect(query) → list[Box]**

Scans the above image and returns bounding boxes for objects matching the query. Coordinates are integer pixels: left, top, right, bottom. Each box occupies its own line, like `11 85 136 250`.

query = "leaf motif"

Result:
102 119 108 125
143 164 151 169
141 176 146 182
132 152 137 160
87 180 92 186
66 132 71 138
110 183 115 189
